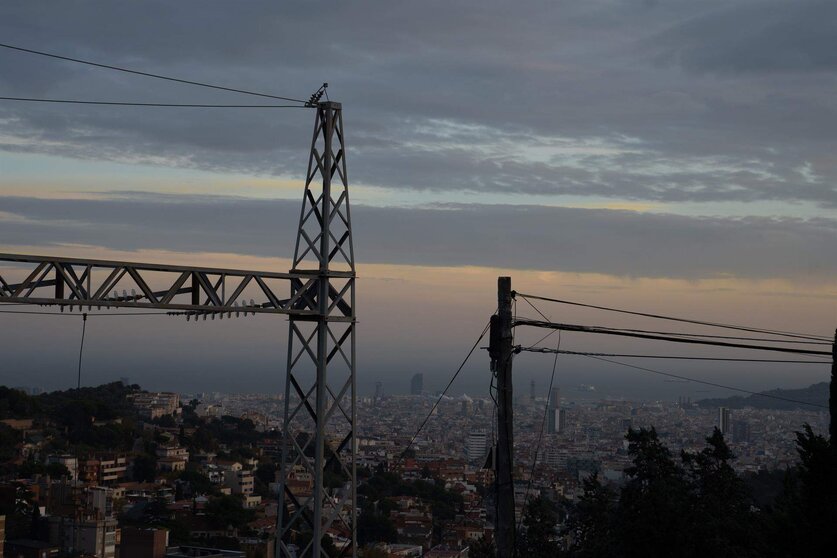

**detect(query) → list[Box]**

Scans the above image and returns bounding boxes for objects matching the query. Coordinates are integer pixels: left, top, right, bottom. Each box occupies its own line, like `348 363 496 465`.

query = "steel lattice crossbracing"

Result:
278 101 356 558
0 253 353 318
0 101 357 558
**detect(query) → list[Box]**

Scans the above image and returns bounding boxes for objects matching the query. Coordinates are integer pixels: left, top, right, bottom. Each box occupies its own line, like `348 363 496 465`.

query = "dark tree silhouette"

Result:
519 496 561 558
570 474 618 558
763 424 837 557
468 534 495 558
615 427 691 557
681 428 759 557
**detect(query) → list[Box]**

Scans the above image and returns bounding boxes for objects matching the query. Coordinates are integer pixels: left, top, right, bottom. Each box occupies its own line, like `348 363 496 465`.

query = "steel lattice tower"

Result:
0 99 357 557
277 101 357 558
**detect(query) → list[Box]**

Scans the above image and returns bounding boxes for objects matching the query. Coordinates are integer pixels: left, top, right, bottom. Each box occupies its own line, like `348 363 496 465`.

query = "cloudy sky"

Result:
0 0 834 400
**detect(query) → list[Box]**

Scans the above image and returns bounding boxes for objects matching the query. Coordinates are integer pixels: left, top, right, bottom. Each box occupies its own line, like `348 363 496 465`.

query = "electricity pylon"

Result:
0 101 357 558
278 101 356 557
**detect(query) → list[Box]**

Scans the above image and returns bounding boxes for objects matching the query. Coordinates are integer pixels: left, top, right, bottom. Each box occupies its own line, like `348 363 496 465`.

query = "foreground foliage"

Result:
568 426 837 558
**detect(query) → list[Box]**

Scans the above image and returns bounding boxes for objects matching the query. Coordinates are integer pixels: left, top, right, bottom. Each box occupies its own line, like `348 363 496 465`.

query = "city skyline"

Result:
1 0 835 399
1 3 835 556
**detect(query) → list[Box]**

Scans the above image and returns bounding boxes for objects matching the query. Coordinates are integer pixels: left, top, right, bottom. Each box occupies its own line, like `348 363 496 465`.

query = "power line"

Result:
514 319 832 357
611 328 831 345
517 333 560 540
519 294 561 350
0 309 175 316
518 314 831 346
518 347 831 365
0 42 308 104
395 319 492 467
0 96 305 108
77 313 87 390
579 354 828 409
520 293 550 322
516 293 831 342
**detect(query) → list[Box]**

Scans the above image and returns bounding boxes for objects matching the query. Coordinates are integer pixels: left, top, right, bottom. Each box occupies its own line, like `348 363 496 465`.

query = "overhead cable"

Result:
518 347 831 365
395 318 492 466
517 333 561 540
515 293 831 342
580 354 828 409
0 42 308 104
0 309 177 316
77 313 87 390
514 319 832 357
0 96 305 108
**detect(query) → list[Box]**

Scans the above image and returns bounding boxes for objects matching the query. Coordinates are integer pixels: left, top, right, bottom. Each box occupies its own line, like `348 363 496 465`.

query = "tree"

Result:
681 428 757 557
29 504 42 539
519 496 561 558
568 427 770 557
468 535 495 558
154 414 176 428
45 461 70 478
132 454 157 482
357 503 397 546
570 474 618 557
763 424 837 557
204 494 255 530
614 427 690 558
177 470 216 495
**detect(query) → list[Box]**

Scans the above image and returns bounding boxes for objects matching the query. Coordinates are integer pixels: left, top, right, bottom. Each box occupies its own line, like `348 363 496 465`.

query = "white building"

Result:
224 469 255 496
466 430 488 465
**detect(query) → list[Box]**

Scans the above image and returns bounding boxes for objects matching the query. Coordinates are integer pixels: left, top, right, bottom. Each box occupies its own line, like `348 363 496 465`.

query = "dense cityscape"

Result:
2 2 837 557
0 375 830 557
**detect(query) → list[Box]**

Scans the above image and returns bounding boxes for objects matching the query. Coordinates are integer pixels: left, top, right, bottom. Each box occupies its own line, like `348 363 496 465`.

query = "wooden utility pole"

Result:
830 329 836 441
491 276 516 558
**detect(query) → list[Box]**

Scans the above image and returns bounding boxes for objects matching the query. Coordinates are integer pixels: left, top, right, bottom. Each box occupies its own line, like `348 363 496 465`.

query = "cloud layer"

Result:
0 1 835 207
1 194 835 281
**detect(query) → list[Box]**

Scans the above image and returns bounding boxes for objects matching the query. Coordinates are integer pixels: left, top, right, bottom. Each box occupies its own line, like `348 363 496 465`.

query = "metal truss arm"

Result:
0 253 352 319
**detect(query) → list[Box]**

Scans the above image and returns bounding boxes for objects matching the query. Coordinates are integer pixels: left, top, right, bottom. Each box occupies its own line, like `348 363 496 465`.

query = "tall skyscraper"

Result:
719 407 731 435
547 388 562 434
410 373 423 395
374 381 383 405
530 380 536 402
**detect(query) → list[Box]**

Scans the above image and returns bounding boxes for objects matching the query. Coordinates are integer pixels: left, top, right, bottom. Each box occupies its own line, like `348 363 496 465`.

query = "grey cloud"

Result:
651 1 837 74
1 194 835 281
0 1 835 206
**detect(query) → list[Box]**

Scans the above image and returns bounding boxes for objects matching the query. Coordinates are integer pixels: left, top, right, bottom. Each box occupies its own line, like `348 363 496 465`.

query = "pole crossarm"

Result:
0 253 353 319
513 319 832 357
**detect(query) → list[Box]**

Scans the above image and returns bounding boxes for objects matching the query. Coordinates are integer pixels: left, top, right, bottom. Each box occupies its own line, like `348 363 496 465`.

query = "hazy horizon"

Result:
1 1 834 402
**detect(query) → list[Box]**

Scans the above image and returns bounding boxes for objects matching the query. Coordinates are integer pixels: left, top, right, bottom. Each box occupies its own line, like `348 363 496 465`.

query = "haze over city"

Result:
2 3 837 558
1 0 835 399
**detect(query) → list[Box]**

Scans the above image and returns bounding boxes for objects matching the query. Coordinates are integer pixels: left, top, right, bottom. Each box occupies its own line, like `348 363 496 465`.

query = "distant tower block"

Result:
410 373 424 395
530 379 536 402
558 408 567 434
719 407 731 435
467 429 488 464
550 387 561 408
374 381 383 404
547 388 562 434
